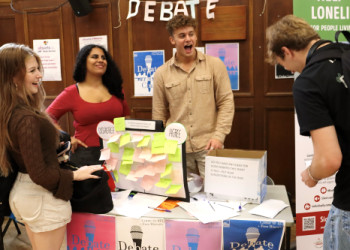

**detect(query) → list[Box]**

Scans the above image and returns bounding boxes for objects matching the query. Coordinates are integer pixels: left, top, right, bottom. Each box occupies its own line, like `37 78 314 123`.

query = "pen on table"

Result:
214 202 235 210
192 197 198 201
208 201 215 212
148 206 172 213
238 202 242 212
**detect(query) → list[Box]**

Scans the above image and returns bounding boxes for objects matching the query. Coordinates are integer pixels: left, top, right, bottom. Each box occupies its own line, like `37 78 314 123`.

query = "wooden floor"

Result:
2 217 296 250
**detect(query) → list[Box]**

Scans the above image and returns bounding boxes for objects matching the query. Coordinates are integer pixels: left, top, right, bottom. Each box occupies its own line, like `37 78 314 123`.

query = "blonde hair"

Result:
0 43 47 176
266 15 320 64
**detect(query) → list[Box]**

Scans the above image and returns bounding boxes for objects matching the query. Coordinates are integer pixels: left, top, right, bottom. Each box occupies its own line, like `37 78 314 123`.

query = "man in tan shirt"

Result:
152 14 234 178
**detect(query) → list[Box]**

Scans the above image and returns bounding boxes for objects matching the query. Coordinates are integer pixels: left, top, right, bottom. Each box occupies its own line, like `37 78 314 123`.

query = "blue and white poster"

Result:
133 50 164 97
223 219 285 250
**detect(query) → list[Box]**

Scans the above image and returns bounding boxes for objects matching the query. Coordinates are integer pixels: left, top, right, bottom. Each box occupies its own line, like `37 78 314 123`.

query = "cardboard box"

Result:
204 149 267 204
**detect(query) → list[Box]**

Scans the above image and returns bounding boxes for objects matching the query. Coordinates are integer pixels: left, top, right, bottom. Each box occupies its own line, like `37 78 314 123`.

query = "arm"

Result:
152 70 169 126
207 60 234 150
301 125 342 187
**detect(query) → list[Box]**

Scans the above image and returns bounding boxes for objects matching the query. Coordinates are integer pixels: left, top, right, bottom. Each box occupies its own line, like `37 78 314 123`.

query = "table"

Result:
146 185 294 249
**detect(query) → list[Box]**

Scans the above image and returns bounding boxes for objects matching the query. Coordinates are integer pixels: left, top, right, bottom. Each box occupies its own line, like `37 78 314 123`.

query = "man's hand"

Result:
301 167 318 187
70 136 88 153
205 138 223 151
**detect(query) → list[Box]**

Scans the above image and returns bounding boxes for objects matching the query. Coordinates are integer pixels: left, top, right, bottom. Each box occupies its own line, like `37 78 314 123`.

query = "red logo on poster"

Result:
320 187 327 194
304 203 311 210
314 195 320 202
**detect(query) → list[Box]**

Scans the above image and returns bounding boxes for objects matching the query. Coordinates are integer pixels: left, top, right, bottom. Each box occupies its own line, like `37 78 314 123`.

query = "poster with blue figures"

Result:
133 50 164 96
223 219 285 250
206 43 239 90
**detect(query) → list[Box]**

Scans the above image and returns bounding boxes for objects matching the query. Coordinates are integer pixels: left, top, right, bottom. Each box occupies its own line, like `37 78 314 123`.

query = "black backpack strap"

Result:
335 31 350 43
306 40 332 65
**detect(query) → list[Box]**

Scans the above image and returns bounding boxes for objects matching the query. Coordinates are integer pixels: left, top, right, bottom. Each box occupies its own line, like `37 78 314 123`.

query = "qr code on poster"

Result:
303 216 316 231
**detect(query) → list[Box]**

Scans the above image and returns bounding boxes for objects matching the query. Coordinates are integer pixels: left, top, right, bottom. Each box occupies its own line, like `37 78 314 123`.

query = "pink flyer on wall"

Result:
205 43 239 90
67 212 116 250
165 219 222 250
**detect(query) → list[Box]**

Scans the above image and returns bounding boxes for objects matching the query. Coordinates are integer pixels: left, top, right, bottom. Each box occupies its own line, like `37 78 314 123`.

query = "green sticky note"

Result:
121 160 133 165
164 139 178 155
112 170 119 182
152 132 166 147
165 184 182 194
161 163 173 178
137 135 151 147
107 142 119 153
119 163 132 175
114 117 126 131
122 148 134 161
120 133 131 147
168 147 181 162
151 145 165 155
155 178 172 188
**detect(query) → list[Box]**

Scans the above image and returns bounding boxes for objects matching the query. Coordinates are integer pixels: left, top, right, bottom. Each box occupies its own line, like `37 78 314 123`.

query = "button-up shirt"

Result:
152 50 234 153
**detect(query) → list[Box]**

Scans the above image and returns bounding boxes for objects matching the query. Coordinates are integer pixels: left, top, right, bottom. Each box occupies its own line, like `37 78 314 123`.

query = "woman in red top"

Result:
46 44 130 167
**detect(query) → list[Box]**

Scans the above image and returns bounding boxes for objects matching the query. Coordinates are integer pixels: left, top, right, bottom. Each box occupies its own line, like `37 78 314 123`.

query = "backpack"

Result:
306 30 350 88
0 165 18 217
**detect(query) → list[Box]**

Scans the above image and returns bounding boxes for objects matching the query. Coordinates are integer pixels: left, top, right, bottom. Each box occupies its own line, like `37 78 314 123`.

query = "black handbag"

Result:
58 131 113 214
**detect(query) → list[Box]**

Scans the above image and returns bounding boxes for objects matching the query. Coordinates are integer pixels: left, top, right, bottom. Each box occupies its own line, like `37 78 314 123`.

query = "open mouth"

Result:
184 45 193 53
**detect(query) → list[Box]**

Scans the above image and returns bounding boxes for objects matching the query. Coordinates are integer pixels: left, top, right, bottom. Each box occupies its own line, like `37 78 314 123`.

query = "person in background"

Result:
46 44 130 167
0 43 102 250
152 14 234 179
266 14 349 249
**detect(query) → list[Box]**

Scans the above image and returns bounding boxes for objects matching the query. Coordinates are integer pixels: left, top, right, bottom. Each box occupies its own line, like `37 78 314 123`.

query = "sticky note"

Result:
155 178 172 188
120 133 131 147
114 117 126 131
165 184 182 194
122 148 135 161
152 132 166 147
164 139 178 155
168 147 181 162
107 142 119 153
161 163 173 177
137 135 151 147
112 170 119 182
119 163 132 175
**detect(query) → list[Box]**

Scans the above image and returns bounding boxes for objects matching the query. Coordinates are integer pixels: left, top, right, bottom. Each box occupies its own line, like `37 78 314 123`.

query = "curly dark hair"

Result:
73 44 124 100
166 14 197 36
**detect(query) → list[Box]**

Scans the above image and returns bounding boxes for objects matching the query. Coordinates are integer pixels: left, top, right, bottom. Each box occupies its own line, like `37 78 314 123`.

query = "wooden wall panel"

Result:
224 107 254 150
0 4 16 45
265 108 295 198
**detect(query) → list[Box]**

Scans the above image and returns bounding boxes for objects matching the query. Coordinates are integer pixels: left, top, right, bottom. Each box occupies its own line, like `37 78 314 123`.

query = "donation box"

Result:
205 149 267 204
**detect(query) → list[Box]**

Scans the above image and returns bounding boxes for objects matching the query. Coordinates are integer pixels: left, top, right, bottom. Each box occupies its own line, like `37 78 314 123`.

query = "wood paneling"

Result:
200 5 247 41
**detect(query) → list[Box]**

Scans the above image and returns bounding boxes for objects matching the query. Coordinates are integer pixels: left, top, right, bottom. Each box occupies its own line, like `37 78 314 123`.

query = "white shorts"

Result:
9 173 72 233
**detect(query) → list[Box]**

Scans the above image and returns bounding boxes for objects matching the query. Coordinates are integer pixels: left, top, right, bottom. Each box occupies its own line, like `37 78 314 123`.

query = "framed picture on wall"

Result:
205 43 239 91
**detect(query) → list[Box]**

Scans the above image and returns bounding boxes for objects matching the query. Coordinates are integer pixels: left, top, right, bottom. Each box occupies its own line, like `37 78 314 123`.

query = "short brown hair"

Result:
166 14 197 36
266 14 320 64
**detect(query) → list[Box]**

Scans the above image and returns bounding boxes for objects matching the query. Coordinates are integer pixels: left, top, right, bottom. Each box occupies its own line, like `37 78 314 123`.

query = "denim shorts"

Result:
323 204 350 250
9 173 72 233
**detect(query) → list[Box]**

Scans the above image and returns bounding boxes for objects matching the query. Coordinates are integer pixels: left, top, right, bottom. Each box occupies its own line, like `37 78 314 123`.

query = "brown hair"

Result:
166 14 197 36
266 14 320 64
0 43 47 176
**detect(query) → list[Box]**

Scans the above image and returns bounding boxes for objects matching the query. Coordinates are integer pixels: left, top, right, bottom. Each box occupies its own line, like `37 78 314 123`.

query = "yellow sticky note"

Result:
155 178 172 188
168 147 181 162
119 163 132 175
107 142 119 153
164 139 178 155
161 163 173 178
152 132 166 147
114 117 126 131
122 148 134 161
165 184 182 194
151 145 165 155
137 135 151 147
120 133 131 147
112 170 119 183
